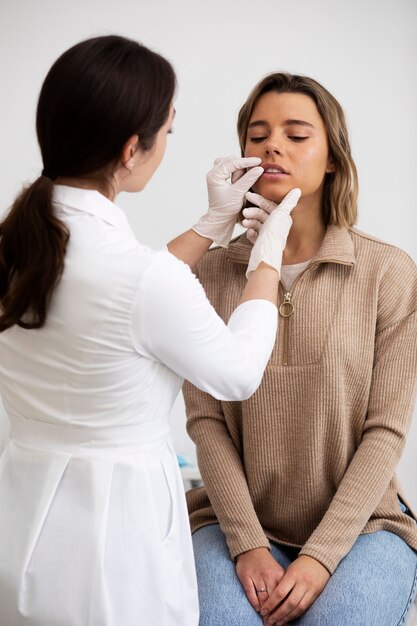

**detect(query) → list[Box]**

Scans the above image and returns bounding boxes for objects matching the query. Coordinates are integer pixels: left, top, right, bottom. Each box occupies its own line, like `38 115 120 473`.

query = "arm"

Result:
184 381 286 614
185 383 270 555
167 229 212 271
132 252 278 401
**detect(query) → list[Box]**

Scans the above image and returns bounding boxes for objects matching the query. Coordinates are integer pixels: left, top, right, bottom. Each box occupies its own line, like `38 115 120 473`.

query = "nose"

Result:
264 138 284 157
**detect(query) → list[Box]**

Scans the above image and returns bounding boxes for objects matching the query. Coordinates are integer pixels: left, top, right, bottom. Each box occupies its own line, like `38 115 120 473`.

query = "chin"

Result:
253 180 292 204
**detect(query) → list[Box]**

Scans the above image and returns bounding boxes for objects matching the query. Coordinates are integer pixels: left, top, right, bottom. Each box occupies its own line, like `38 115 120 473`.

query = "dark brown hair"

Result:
0 35 176 331
237 72 358 228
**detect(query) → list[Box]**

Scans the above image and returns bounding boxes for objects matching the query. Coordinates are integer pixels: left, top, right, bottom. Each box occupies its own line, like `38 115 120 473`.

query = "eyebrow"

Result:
248 118 315 129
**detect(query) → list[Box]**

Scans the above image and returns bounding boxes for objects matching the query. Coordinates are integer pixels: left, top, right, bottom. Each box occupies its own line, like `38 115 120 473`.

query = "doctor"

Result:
0 35 300 625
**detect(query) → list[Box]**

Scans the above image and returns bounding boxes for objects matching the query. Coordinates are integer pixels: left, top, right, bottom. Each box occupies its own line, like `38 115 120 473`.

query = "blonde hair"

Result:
237 73 358 227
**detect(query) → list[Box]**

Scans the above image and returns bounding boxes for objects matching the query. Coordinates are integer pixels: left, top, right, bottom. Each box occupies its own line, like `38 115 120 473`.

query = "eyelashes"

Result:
249 136 308 143
168 128 174 135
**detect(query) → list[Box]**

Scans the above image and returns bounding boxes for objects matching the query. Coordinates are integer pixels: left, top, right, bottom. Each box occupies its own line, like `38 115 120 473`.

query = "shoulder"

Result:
350 227 417 277
350 229 417 328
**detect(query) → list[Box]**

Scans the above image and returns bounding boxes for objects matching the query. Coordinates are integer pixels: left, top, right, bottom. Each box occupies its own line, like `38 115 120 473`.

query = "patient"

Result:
183 72 417 625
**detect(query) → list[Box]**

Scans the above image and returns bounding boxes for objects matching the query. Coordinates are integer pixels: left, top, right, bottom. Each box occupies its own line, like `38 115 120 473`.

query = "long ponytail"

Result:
0 176 69 331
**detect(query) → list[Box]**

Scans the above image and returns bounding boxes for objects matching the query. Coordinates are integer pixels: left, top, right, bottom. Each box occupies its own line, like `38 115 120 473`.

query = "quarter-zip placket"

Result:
278 259 354 365
278 268 308 366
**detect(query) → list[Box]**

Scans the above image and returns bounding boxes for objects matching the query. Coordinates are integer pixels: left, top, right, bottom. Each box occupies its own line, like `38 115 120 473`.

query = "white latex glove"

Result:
192 155 264 247
246 188 301 279
242 196 278 245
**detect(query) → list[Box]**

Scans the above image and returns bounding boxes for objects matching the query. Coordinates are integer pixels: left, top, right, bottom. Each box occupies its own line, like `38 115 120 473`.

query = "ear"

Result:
326 156 335 174
120 134 140 169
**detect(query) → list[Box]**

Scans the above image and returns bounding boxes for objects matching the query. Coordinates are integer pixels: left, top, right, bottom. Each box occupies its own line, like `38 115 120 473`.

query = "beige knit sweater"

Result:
183 226 417 574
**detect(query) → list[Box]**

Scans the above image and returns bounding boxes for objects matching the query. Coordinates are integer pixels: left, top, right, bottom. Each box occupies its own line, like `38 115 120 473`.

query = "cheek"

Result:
244 143 259 158
299 144 329 175
153 140 167 169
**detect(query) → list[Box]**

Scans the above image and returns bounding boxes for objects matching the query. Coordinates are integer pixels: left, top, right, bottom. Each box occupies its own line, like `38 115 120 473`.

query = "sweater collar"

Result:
52 185 135 237
226 225 356 267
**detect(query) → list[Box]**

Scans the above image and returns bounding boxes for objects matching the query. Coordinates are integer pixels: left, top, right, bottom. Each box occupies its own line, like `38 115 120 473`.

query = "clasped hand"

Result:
236 547 330 625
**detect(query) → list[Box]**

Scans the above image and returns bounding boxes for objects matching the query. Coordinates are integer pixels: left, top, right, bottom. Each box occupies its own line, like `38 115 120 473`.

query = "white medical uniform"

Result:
0 185 277 626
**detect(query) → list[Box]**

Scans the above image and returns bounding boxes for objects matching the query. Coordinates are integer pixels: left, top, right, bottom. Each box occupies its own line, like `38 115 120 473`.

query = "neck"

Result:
55 176 117 200
282 198 326 265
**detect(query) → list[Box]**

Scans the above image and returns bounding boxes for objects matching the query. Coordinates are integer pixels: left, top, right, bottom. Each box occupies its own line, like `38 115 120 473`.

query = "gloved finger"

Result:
246 228 258 244
277 187 302 214
242 218 263 231
211 155 262 181
232 166 264 191
231 162 261 184
242 207 269 223
245 192 277 214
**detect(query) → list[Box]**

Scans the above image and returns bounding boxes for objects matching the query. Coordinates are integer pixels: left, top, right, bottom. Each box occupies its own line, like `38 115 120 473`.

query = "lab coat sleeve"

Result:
131 251 277 401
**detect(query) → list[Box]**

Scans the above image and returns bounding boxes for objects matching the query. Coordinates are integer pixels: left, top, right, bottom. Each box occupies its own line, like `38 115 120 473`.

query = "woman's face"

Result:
244 91 332 206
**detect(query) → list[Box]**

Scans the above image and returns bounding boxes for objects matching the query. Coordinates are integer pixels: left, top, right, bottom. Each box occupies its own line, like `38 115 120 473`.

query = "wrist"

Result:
236 546 270 562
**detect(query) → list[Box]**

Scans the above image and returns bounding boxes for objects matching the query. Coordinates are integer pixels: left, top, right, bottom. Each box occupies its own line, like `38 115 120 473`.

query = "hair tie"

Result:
41 168 58 181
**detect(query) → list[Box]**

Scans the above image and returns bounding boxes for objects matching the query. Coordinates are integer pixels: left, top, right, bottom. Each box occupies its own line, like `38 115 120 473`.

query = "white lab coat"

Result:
0 185 277 626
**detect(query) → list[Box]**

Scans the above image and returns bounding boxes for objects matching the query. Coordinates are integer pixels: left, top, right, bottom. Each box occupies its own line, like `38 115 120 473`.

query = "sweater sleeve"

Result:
184 380 271 558
300 251 417 574
132 251 278 402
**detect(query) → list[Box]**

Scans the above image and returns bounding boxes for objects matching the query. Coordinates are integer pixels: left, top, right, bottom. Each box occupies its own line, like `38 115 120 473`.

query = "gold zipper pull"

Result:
279 292 294 317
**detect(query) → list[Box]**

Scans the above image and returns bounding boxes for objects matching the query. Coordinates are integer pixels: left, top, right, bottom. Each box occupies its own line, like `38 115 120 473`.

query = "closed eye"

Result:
289 136 308 142
249 137 267 143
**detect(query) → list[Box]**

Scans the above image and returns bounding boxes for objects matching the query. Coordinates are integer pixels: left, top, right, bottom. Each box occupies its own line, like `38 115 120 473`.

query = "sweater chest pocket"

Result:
271 264 352 366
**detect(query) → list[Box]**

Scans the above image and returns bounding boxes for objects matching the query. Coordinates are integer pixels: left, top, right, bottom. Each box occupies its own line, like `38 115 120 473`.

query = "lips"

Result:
262 162 289 174
261 162 290 181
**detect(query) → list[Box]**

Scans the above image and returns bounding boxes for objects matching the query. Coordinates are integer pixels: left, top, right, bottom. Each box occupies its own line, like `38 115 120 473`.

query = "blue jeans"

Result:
192 508 417 625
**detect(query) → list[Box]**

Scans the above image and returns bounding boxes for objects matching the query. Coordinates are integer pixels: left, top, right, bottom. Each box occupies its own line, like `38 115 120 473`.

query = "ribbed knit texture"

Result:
183 226 417 574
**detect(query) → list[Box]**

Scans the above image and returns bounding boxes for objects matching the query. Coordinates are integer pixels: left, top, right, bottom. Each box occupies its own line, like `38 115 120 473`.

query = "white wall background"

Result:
0 0 416 507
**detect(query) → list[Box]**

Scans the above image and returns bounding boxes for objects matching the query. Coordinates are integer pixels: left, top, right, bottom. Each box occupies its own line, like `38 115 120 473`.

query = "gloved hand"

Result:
192 155 264 247
246 188 301 279
242 195 280 245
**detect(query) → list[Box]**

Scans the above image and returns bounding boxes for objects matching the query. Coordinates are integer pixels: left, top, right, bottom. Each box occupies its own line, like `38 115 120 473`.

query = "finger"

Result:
242 219 262 232
242 206 269 223
240 576 262 612
267 585 307 624
277 188 302 214
245 192 277 214
274 590 314 624
259 568 286 610
232 166 264 191
213 154 262 176
246 228 258 244
231 165 261 185
255 586 269 609
260 576 295 617
213 155 262 179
